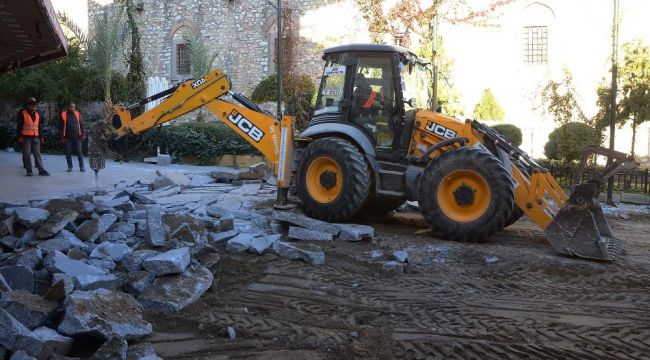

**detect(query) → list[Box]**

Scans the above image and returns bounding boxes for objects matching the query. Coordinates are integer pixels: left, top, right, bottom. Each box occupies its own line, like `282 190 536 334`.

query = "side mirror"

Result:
404 98 416 108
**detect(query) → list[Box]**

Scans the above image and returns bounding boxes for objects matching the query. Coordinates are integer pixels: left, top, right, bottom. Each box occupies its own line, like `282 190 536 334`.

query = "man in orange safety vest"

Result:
57 102 86 172
16 97 49 176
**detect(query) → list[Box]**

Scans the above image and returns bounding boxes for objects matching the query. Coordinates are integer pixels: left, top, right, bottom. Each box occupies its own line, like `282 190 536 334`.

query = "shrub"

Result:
491 124 523 146
250 73 315 130
544 122 600 162
141 121 259 165
0 123 16 149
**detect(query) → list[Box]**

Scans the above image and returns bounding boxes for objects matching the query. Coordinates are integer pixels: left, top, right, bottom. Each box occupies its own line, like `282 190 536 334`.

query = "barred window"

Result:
175 43 190 76
523 26 548 64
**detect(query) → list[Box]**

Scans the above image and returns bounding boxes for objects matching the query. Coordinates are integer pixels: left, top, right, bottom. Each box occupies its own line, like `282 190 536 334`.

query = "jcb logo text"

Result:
228 110 265 142
425 121 456 139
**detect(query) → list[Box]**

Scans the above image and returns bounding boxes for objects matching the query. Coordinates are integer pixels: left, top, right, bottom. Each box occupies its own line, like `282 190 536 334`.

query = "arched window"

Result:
171 28 190 80
520 2 555 65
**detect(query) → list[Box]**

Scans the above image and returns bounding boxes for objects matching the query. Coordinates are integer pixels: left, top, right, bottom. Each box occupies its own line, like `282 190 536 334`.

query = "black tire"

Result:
504 161 528 227
418 147 514 242
297 138 371 222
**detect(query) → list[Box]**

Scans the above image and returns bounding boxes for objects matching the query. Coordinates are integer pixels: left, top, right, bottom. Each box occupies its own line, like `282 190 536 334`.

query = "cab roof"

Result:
323 44 431 66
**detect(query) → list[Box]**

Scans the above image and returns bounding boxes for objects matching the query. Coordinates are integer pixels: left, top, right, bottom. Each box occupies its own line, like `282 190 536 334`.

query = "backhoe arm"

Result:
91 68 295 191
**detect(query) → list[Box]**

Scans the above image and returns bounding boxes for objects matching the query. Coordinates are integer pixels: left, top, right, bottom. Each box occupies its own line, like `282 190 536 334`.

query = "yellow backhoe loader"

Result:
89 44 635 261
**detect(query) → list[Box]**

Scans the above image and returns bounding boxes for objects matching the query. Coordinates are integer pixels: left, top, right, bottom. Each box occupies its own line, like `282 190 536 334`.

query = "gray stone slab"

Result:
229 183 262 195
37 230 90 254
0 234 18 249
142 247 190 276
0 290 58 330
90 242 133 262
170 223 196 243
16 326 73 360
132 192 156 205
43 199 94 220
226 234 255 253
44 278 74 303
0 273 10 292
127 210 147 221
209 168 247 183
0 265 34 292
107 196 136 212
0 215 15 236
15 229 35 249
35 210 78 239
272 241 325 265
58 289 152 340
189 174 215 187
288 226 333 241
392 250 408 263
272 211 341 235
15 248 43 269
138 266 213 313
157 171 191 188
208 230 238 245
89 337 128 360
74 274 122 291
124 271 155 297
44 251 108 277
383 261 404 273
150 186 181 198
0 308 31 350
249 234 281 254
75 214 118 243
121 250 160 272
336 223 375 242
126 342 161 360
10 208 50 229
10 350 36 360
145 206 166 247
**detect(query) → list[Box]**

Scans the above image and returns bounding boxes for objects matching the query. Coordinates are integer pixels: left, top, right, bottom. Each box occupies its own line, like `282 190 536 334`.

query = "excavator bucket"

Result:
544 183 623 261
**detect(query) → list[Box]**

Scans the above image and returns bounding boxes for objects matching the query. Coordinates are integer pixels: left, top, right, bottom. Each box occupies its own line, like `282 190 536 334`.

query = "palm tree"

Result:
182 30 218 121
58 10 126 108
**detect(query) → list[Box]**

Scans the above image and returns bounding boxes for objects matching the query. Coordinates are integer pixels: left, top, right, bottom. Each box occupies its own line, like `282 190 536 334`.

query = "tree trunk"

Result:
631 120 637 159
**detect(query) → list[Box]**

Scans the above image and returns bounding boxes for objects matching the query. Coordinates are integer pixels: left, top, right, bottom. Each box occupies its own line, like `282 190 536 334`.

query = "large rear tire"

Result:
418 147 514 242
297 138 371 222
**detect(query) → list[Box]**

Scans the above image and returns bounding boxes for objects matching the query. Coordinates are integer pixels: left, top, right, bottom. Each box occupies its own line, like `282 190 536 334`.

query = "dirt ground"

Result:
145 211 650 360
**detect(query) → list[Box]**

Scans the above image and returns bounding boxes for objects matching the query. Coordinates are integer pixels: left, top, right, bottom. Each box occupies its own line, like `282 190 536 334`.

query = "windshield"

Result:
399 60 433 110
315 57 346 116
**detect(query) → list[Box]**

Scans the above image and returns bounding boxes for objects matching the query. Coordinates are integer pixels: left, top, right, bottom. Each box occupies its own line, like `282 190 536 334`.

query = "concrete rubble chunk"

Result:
16 248 43 269
0 273 10 292
138 266 214 313
250 234 281 254
58 289 152 340
44 251 108 280
209 168 248 183
383 261 404 273
142 247 190 276
74 274 122 291
11 208 50 229
272 211 341 236
44 199 94 220
196 252 221 268
89 337 128 360
10 350 36 360
226 234 255 253
0 235 19 249
0 215 15 236
0 265 34 292
15 229 35 249
132 192 156 205
90 243 133 262
38 230 90 254
145 206 166 247
84 257 117 272
208 230 238 245
288 226 333 242
229 183 262 195
75 214 118 243
121 250 159 273
156 170 191 188
44 278 74 303
31 269 52 296
0 309 73 360
170 223 196 243
207 205 250 220
189 174 214 187
35 210 78 239
150 186 181 198
107 196 136 212
336 223 375 242
126 342 162 360
0 290 58 330
272 241 325 266
392 250 408 263
124 271 155 297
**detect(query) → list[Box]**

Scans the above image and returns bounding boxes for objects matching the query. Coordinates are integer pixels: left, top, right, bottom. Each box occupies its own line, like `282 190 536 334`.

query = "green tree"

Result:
618 40 650 158
182 31 219 80
122 0 146 105
544 122 599 162
58 9 126 106
472 88 504 120
541 69 587 125
491 124 522 146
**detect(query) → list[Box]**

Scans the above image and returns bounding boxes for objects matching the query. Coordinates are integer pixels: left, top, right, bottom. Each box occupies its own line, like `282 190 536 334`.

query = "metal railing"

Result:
546 165 649 194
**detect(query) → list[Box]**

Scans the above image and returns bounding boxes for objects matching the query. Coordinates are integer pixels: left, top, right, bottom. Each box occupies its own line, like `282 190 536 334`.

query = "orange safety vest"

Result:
61 110 81 137
21 110 40 136
362 91 384 109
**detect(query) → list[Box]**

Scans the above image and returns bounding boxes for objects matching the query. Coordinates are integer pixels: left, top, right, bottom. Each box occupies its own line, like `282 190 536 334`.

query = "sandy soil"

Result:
145 212 650 359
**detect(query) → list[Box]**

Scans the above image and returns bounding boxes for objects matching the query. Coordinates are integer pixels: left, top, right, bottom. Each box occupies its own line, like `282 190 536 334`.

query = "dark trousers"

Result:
65 137 84 169
22 137 45 173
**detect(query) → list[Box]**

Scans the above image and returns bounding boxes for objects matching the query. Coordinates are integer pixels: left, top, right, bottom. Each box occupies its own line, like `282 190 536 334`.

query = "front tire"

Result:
297 138 371 222
418 147 514 242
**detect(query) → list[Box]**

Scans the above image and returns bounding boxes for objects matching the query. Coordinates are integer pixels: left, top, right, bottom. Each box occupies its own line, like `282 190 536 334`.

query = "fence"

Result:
546 165 649 194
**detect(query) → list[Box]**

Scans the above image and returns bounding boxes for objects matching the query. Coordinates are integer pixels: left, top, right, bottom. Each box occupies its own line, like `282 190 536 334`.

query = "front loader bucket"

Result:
544 183 624 261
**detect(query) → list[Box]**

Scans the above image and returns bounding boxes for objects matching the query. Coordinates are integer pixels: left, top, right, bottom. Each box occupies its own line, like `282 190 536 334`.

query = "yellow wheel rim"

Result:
306 156 343 204
436 169 491 223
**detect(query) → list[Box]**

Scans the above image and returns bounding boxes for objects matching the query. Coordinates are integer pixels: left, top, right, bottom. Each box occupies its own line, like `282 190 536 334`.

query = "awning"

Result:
0 0 69 73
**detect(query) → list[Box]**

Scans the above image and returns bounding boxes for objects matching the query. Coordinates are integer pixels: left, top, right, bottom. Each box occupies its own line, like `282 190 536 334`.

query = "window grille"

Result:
523 26 548 64
176 43 190 76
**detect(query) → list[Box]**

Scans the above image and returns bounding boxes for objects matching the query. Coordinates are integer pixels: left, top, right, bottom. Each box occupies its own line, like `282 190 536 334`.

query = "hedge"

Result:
0 122 87 154
544 122 599 162
141 121 259 165
490 124 523 146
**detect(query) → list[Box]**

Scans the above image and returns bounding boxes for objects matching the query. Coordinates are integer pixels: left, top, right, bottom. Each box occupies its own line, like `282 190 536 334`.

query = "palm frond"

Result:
57 11 90 49
183 31 219 79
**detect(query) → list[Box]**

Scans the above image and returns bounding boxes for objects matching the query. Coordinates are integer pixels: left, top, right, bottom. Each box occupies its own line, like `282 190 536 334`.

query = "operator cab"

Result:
312 44 433 160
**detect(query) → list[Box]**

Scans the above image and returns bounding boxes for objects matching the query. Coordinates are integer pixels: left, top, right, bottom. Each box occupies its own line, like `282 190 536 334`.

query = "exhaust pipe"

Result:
545 183 623 261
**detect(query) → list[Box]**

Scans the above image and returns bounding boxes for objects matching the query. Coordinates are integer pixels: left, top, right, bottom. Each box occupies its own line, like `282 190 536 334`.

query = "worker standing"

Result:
58 102 86 172
16 97 49 176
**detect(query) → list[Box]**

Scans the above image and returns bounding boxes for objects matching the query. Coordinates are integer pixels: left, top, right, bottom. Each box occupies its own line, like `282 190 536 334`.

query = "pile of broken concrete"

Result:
0 166 375 359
